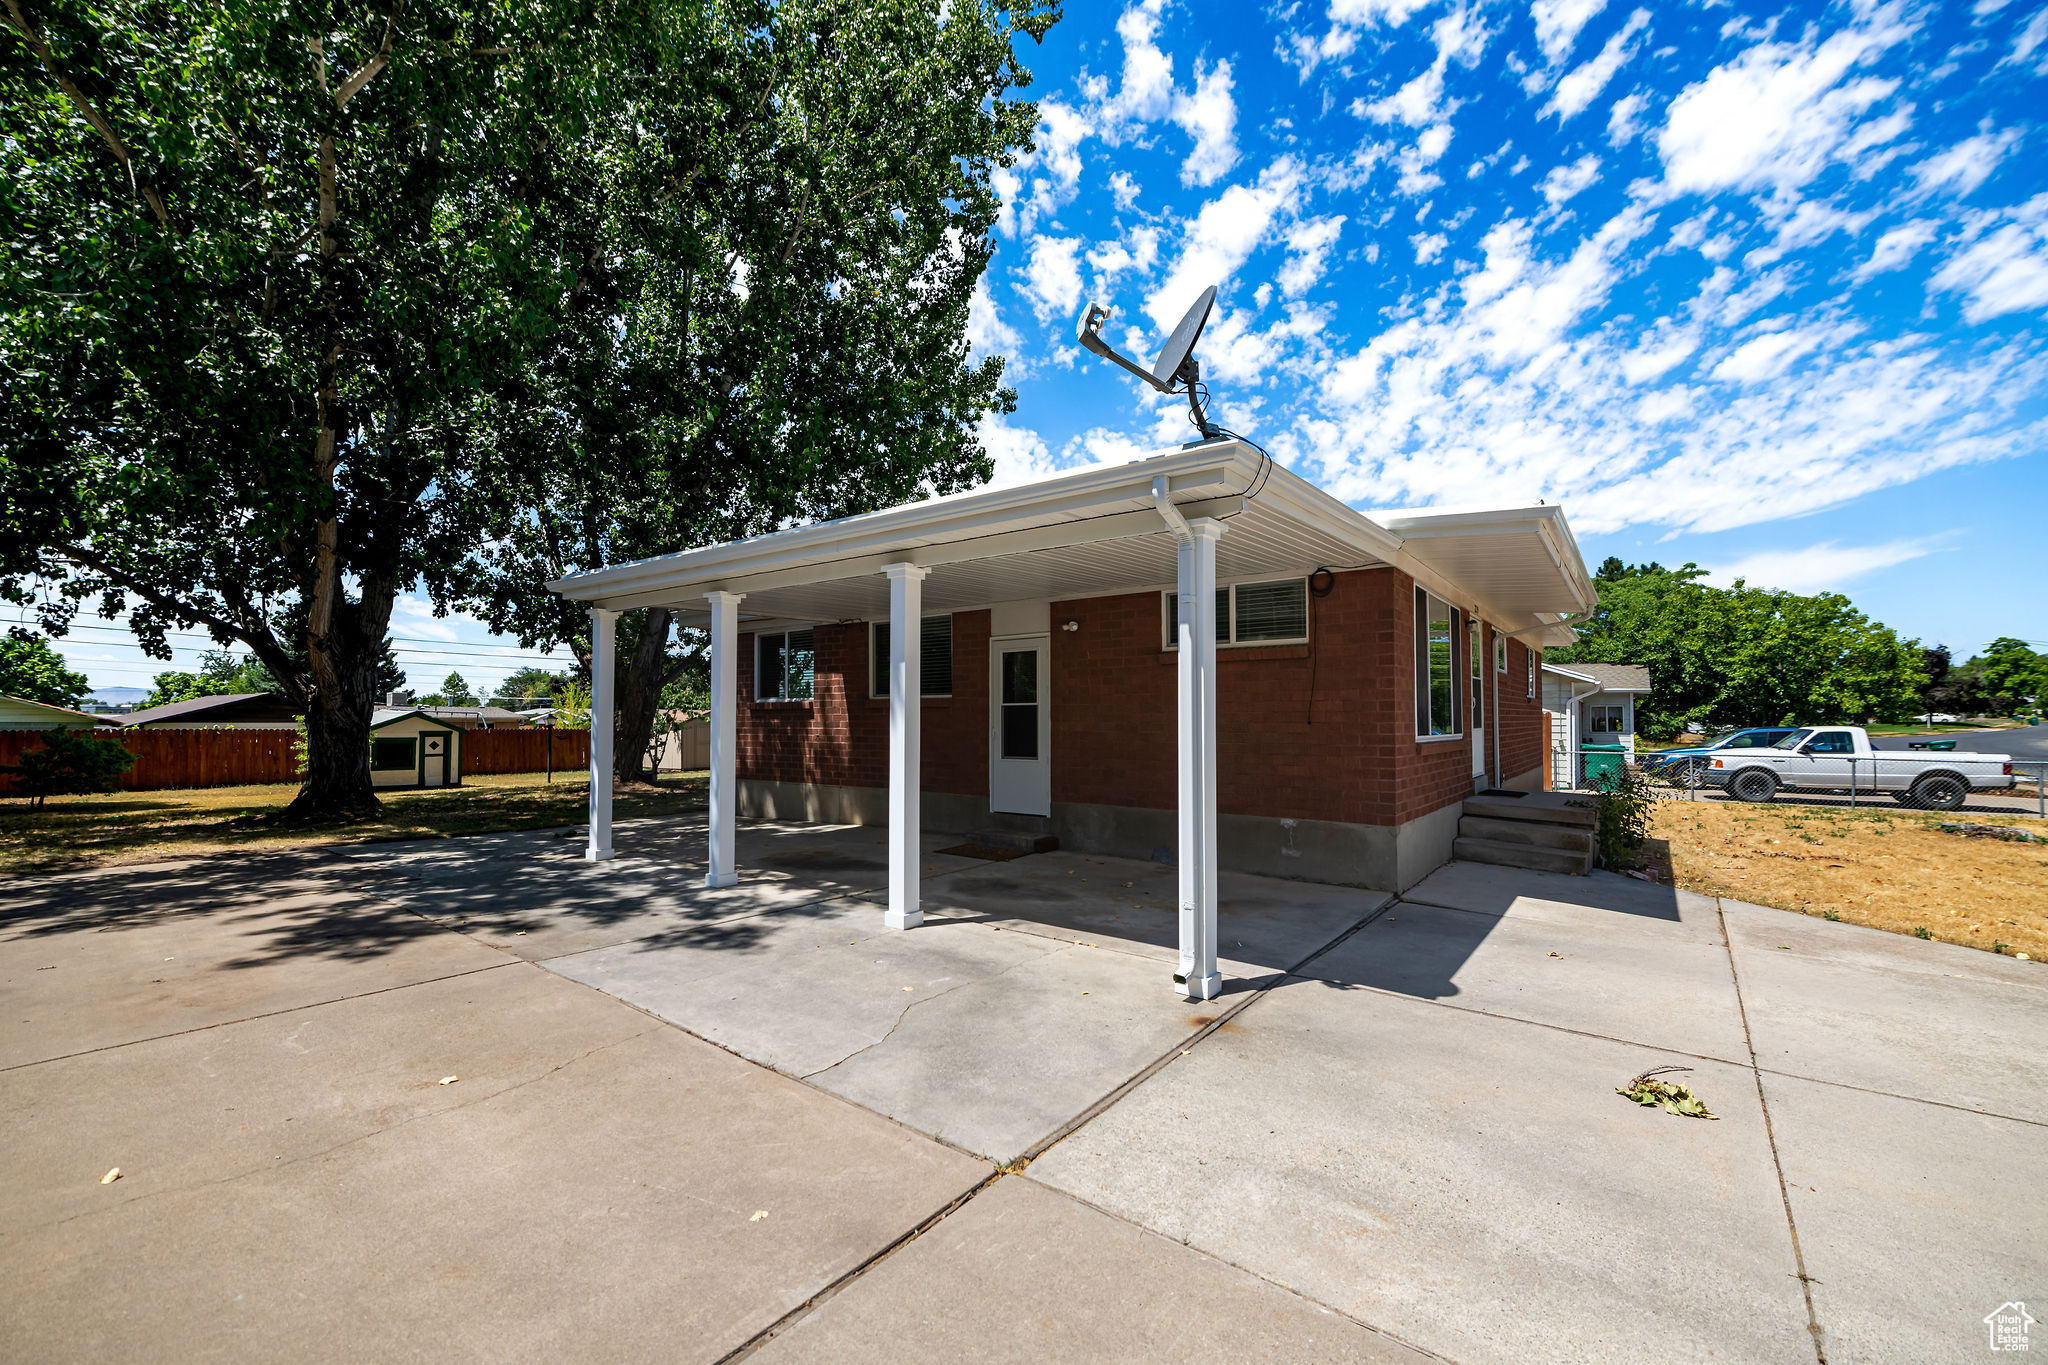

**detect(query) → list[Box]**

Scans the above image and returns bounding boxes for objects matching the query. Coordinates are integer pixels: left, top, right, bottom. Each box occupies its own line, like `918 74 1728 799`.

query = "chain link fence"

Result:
1550 745 2046 818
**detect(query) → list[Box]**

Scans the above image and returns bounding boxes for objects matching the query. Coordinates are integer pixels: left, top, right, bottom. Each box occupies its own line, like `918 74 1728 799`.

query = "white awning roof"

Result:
550 440 1597 643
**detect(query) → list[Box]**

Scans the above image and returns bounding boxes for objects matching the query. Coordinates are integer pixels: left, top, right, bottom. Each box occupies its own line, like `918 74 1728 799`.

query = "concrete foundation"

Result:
737 778 1467 894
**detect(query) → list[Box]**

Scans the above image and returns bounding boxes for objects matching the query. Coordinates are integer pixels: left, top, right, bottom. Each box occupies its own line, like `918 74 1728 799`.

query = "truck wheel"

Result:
1730 769 1778 803
1909 774 1968 812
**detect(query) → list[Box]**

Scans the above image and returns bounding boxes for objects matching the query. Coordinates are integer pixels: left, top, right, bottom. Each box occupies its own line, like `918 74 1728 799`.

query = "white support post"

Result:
1179 520 1225 1001
704 590 744 888
883 563 929 930
585 607 618 862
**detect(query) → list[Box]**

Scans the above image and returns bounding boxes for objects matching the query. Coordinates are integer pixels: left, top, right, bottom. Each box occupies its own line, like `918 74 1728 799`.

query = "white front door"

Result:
990 635 1051 816
1469 619 1487 784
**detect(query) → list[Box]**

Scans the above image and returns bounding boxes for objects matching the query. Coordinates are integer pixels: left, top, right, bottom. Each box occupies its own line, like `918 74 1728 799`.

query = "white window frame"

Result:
1160 576 1311 651
868 615 955 699
754 628 816 703
1415 589 1463 741
1526 649 1536 700
1496 635 1508 673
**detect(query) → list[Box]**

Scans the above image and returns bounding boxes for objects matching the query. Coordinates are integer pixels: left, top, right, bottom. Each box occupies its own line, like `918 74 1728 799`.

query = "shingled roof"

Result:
1550 662 1651 692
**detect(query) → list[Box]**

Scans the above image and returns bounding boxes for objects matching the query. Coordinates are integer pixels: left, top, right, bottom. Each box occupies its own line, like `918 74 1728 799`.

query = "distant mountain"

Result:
88 686 149 704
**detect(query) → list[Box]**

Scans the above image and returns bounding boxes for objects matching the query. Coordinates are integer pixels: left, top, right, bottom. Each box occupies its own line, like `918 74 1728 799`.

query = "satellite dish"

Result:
1073 285 1223 440
1151 285 1216 388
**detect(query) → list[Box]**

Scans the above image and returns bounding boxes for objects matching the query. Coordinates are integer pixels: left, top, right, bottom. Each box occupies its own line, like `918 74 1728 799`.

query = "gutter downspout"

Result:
1153 475 1192 543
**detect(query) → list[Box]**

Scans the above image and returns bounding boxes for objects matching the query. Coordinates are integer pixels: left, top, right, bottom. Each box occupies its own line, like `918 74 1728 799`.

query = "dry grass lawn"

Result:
0 772 707 877
1646 799 2048 961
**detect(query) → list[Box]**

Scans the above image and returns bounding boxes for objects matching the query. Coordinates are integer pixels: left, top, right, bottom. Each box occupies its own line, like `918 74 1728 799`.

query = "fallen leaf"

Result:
100 1168 121 1184
1547 951 1562 959
439 1076 459 1085
749 1210 768 1221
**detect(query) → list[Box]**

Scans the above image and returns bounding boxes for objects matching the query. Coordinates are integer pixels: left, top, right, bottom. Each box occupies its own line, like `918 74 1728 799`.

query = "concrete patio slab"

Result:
911 849 1392 976
1763 1071 2048 1365
1723 901 2048 1123
1029 978 1812 1365
0 961 987 1362
1403 861 1726 945
1 884 507 1070
1302 898 1752 1063
335 821 985 961
752 1174 1433 1364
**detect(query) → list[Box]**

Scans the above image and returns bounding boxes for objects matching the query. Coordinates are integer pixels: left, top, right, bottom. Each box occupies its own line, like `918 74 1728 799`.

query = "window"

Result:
1469 620 1484 729
1496 635 1508 673
1161 578 1309 649
999 647 1039 758
371 736 416 771
756 629 815 701
1415 589 1460 737
1806 730 1853 754
870 616 953 698
1588 704 1627 733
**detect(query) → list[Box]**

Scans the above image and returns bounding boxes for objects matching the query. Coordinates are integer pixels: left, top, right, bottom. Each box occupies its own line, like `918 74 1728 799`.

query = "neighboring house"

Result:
650 710 710 771
1542 662 1652 785
408 704 532 730
120 692 300 728
549 439 1594 999
0 694 121 730
369 708 464 789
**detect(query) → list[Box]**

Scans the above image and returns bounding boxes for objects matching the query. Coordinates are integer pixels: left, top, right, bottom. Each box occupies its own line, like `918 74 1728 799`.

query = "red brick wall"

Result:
732 575 1535 830
735 611 989 798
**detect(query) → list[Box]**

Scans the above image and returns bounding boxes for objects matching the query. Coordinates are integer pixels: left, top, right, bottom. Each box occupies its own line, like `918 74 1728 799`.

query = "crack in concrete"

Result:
799 945 1075 1081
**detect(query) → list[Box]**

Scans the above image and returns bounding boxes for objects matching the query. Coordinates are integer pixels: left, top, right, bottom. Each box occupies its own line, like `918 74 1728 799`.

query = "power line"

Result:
28 620 575 662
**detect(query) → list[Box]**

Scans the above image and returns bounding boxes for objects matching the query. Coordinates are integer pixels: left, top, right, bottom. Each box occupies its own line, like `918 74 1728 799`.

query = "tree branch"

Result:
4 0 169 226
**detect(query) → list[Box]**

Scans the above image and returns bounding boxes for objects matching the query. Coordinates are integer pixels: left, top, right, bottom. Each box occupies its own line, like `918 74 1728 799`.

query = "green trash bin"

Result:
1582 743 1628 790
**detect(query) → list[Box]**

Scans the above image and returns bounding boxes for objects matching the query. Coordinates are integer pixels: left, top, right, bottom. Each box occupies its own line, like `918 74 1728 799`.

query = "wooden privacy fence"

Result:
0 726 593 794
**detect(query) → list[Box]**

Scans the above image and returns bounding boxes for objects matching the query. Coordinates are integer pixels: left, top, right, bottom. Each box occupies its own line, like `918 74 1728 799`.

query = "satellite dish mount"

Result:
1075 284 1222 441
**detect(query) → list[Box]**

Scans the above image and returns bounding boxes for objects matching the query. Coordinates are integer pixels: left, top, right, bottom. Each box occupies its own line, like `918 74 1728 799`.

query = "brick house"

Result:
553 439 1594 1000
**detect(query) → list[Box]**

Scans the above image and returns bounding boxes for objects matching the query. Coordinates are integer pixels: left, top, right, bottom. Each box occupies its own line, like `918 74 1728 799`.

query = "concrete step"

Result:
1453 835 1593 876
1458 814 1596 852
968 828 1060 855
1462 793 1598 828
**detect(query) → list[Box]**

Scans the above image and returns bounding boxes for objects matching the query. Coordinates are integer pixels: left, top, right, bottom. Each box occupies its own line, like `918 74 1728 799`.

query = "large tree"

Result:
455 0 1056 781
0 628 90 706
1554 562 1927 737
1 0 608 815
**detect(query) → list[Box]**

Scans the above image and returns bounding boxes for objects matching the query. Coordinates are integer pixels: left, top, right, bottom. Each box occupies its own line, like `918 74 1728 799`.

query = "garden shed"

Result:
369 708 464 789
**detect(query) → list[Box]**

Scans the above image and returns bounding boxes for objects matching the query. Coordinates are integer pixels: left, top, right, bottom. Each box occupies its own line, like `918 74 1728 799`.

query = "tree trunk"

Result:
615 607 672 784
285 581 398 820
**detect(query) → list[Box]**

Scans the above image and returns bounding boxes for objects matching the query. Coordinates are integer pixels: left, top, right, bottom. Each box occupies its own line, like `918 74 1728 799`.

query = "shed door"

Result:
989 636 1051 817
421 732 449 787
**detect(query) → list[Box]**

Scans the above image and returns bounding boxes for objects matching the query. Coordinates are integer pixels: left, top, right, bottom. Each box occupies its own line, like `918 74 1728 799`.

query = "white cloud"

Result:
1606 91 1648 144
967 276 1022 362
1015 99 1093 235
1395 123 1454 195
1108 171 1141 210
1745 199 1872 267
1288 0 1437 77
1930 195 2048 322
1356 6 1489 128
1148 160 1305 327
1087 224 1161 291
1539 153 1602 207
978 413 1064 490
1851 219 1938 281
1412 232 1449 263
1107 0 1175 125
1018 235 1084 324
1912 126 2021 198
1171 58 1240 186
2000 7 2048 72
1656 17 1910 196
1279 216 1347 297
1532 0 1607 63
1702 539 1940 593
1710 327 1822 382
1303 201 2043 537
1543 9 1650 121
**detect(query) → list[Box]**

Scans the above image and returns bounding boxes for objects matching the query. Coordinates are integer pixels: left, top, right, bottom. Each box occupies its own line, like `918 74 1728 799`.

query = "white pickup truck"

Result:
1703 726 2014 810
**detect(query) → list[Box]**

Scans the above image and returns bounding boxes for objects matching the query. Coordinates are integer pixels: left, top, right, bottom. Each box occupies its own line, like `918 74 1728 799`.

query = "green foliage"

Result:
489 666 571 709
552 680 591 730
0 629 90 707
12 730 136 805
1616 1067 1718 1119
1553 562 1927 737
141 649 278 707
420 671 477 708
1592 763 1656 868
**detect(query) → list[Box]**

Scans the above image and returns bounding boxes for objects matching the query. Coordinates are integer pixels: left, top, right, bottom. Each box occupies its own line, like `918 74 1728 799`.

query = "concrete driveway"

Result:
4 818 2042 1363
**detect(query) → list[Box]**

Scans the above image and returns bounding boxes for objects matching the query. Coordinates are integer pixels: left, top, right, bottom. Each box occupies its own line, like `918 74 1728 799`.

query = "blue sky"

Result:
39 0 2048 698
975 0 2048 652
